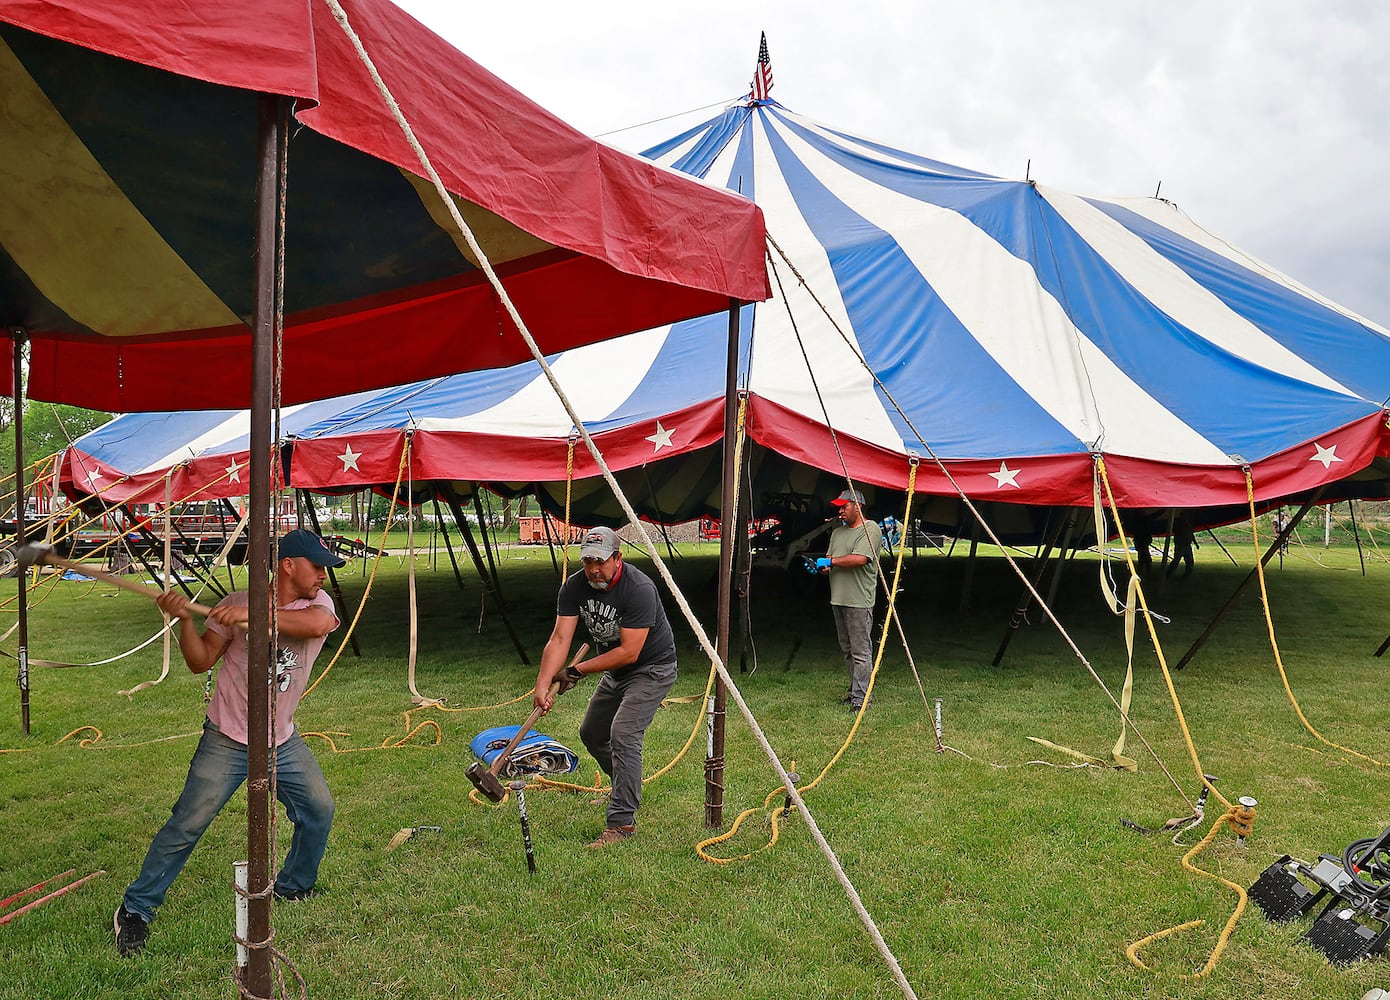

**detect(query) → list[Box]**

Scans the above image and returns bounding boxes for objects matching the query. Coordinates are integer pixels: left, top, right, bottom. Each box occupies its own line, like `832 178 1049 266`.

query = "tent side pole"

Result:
959 512 981 616
471 489 504 593
240 92 287 1000
1043 510 1079 606
430 490 468 595
1348 501 1366 576
1174 489 1323 670
706 299 739 828
12 329 28 735
991 507 1064 666
443 492 530 665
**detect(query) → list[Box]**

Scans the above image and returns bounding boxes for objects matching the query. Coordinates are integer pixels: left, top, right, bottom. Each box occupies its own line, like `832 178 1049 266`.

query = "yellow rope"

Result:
301 441 411 700
301 707 442 754
1094 460 1217 812
1242 471 1386 767
1125 803 1257 978
697 462 920 863
1 727 201 753
646 659 719 783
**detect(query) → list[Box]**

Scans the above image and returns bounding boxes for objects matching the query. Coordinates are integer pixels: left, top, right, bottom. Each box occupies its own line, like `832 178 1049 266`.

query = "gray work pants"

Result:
578 661 677 828
832 604 874 704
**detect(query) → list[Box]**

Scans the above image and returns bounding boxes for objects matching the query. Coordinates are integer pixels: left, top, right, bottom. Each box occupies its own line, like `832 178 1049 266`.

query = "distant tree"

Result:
0 389 112 506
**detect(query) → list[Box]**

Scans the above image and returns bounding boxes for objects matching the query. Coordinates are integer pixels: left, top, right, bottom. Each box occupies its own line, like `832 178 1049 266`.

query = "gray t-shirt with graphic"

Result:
557 562 676 668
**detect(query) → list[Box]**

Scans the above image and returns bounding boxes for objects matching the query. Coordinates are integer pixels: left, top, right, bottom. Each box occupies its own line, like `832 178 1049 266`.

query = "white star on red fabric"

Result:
645 420 675 452
339 445 362 472
84 467 103 487
990 461 1021 489
225 458 243 484
1309 442 1342 470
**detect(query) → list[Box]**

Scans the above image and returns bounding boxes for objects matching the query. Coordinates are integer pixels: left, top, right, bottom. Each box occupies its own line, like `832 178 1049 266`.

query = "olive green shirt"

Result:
827 519 881 609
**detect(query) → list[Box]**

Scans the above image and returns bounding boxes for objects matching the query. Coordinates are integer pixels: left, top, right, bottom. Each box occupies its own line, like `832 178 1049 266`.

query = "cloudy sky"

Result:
393 0 1389 326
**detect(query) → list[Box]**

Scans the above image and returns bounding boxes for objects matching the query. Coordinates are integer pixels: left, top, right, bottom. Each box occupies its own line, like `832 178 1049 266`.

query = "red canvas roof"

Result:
0 0 768 409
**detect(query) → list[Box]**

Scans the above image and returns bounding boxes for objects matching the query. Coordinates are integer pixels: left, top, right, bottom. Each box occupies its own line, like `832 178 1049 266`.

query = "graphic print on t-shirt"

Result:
580 599 622 649
275 645 298 693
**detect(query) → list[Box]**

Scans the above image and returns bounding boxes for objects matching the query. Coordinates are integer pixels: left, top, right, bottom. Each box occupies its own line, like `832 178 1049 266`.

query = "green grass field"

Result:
2 531 1388 999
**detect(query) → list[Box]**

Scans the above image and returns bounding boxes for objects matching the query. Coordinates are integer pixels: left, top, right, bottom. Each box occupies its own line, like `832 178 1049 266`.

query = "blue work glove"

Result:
815 557 832 571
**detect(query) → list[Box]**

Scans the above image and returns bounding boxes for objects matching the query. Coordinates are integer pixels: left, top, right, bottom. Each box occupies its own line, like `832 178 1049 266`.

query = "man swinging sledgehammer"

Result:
532 527 677 848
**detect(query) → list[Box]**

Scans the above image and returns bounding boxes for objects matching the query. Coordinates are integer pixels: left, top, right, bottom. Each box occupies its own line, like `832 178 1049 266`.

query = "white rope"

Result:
322 4 916 995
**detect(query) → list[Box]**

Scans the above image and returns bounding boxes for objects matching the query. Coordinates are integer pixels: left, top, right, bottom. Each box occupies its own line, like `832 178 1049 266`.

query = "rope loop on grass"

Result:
1125 803 1255 979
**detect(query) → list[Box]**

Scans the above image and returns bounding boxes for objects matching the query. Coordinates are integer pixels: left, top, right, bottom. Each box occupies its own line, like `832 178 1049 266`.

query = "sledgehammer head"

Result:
14 543 55 568
466 761 506 802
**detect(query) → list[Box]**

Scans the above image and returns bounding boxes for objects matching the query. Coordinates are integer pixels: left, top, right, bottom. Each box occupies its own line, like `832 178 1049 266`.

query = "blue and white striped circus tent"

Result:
59 61 1390 539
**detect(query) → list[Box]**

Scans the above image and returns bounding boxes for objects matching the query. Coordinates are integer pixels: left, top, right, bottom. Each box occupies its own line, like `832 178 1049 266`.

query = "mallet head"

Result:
14 542 55 568
466 761 506 803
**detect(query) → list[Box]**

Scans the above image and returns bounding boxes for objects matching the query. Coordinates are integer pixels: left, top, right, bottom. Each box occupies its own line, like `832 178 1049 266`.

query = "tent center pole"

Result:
706 299 740 828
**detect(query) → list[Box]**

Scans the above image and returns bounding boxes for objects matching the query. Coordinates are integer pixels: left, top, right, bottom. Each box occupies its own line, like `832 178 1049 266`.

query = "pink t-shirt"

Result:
204 588 339 746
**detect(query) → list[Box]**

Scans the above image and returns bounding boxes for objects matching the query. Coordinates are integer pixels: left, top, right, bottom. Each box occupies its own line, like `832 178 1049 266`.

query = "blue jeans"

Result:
579 661 677 828
123 722 335 923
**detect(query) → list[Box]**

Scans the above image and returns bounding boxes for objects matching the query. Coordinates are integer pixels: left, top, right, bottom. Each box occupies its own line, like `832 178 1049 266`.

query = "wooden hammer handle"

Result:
489 643 590 777
37 549 216 617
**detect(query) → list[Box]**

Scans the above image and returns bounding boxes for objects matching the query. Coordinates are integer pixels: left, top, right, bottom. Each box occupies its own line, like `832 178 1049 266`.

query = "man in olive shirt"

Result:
815 489 881 710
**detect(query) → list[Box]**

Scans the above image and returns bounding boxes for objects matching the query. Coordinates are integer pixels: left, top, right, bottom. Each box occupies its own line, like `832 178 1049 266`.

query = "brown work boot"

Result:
586 824 635 848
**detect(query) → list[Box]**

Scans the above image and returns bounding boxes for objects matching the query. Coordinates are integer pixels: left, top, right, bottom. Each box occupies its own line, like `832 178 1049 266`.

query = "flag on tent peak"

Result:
749 32 773 102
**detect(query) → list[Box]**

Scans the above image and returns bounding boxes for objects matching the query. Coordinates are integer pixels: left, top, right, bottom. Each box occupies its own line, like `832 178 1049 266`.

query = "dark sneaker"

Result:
848 702 864 712
586 824 636 848
113 904 148 957
273 885 323 902
838 694 854 704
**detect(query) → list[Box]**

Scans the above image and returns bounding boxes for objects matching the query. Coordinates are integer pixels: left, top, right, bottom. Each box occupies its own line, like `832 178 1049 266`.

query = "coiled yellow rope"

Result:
1125 802 1257 978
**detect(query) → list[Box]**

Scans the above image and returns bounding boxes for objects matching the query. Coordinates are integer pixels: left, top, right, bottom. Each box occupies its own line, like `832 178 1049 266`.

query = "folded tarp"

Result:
469 726 578 778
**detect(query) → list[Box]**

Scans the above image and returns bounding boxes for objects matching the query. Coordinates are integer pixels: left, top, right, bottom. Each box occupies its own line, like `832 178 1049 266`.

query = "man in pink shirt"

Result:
114 530 344 957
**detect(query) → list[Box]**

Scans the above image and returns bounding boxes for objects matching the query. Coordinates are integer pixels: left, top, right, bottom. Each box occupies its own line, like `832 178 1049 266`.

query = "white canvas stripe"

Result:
1047 187 1358 395
745 114 906 451
139 403 316 473
1107 197 1390 338
770 117 1232 465
415 327 671 436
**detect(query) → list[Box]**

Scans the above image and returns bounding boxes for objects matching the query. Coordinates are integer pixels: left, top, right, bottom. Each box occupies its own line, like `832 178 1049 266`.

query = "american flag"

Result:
750 32 773 101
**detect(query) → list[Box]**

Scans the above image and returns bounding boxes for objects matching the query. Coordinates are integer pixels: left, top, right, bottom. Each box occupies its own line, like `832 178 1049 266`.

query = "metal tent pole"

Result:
430 491 468 595
12 329 28 735
706 299 740 828
443 491 530 665
240 92 287 1000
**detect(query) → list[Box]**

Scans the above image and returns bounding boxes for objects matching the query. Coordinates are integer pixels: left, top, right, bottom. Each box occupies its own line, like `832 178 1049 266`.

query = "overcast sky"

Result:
393 0 1389 326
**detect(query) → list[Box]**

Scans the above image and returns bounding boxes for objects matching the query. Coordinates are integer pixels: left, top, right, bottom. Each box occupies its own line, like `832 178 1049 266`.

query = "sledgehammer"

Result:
467 644 588 802
14 542 215 616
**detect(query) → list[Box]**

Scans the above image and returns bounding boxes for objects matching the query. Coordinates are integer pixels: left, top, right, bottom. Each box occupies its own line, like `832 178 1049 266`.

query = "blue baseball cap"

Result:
279 529 346 568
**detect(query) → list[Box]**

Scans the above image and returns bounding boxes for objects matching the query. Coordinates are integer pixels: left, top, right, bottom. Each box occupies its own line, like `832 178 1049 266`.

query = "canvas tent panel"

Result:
0 1 769 411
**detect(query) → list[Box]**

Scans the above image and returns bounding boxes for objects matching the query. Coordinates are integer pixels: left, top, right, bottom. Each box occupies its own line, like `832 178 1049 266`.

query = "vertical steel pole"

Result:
242 92 286 1000
12 330 28 735
706 299 740 827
